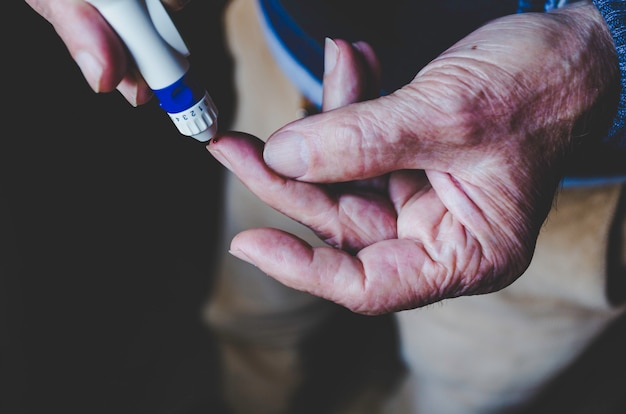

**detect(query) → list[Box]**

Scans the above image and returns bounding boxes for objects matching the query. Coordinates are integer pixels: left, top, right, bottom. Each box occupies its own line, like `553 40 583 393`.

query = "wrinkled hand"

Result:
24 0 190 105
208 3 618 315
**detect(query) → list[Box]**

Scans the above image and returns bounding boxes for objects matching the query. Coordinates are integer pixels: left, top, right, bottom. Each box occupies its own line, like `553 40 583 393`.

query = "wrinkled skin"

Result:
207 3 619 314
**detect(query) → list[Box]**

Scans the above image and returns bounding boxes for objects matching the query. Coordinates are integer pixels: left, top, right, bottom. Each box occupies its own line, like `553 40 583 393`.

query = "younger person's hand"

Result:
24 0 190 105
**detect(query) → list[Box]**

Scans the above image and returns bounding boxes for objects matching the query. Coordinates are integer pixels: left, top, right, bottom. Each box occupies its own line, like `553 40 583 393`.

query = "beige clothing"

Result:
388 184 626 413
205 1 626 413
204 1 345 413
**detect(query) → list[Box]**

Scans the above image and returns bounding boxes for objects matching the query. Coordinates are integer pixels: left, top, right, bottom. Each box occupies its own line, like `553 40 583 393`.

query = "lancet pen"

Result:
87 0 218 142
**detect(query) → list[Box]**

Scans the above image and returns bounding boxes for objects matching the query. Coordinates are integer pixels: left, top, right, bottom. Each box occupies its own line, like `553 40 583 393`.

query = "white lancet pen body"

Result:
86 0 218 142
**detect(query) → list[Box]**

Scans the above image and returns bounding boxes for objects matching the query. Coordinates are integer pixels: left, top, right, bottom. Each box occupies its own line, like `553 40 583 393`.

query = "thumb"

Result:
261 32 463 183
263 36 407 183
263 87 443 182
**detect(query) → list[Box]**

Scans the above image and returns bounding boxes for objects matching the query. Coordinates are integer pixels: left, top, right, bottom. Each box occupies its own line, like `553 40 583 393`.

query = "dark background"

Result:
1 2 233 412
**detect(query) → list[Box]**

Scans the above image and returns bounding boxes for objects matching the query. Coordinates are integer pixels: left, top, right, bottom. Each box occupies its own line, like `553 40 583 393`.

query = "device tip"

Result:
191 123 218 142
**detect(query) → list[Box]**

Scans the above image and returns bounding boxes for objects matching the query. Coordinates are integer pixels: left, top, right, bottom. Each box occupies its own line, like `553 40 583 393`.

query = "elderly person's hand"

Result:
207 2 619 314
24 0 190 105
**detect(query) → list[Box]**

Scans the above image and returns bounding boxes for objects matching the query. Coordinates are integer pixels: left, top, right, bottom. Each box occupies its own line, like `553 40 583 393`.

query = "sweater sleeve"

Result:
592 0 626 147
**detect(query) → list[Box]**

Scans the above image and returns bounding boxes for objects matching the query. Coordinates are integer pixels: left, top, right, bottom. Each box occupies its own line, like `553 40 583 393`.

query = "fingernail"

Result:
75 51 103 93
206 140 233 171
116 83 139 107
116 69 154 107
324 38 338 75
264 132 308 178
116 73 148 107
229 249 255 266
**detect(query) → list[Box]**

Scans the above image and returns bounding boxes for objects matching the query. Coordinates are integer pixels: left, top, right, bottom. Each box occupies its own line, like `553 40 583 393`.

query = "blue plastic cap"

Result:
153 69 205 114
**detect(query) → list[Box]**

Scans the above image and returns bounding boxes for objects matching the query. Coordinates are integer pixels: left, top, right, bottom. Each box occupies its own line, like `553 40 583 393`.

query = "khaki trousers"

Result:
205 1 626 413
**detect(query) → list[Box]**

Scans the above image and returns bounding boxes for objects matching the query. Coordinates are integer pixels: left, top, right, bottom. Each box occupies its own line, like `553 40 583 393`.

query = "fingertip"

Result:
116 71 153 107
206 135 234 171
322 38 381 110
207 131 270 175
75 51 104 93
351 41 380 72
324 37 339 76
229 248 256 267
351 41 382 99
